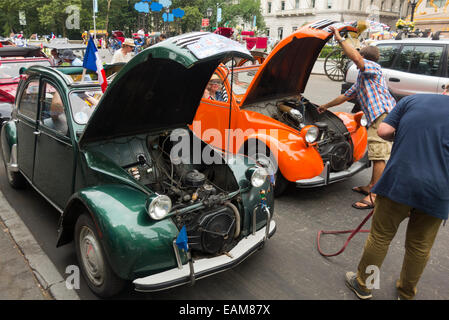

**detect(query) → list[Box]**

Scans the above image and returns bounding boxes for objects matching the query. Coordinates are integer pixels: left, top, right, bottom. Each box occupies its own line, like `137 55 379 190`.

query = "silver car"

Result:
342 39 449 104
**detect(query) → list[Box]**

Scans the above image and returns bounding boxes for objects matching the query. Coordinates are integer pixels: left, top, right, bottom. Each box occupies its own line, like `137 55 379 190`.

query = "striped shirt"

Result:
344 59 396 126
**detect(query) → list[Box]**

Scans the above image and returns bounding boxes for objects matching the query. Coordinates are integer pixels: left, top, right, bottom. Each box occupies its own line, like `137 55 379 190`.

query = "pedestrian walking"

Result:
318 27 396 210
344 93 449 300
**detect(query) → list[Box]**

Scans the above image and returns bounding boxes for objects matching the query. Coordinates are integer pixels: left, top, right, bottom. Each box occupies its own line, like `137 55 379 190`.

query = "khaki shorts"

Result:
367 113 392 161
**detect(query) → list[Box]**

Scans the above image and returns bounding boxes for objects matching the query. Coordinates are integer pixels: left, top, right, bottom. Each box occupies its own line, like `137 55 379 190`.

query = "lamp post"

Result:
410 0 418 22
207 7 212 31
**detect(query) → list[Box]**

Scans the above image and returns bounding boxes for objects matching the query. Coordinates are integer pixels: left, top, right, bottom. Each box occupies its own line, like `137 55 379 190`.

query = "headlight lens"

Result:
304 126 319 144
147 195 172 220
251 167 268 188
360 114 368 127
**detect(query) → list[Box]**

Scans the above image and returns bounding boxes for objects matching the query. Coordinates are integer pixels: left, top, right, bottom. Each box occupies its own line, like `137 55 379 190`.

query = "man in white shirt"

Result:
111 38 135 64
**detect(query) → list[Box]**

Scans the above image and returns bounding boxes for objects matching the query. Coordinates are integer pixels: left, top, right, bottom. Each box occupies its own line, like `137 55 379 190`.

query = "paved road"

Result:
1 75 448 300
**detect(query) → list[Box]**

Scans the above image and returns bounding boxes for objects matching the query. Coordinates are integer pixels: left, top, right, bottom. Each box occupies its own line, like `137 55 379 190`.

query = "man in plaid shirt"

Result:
318 27 396 210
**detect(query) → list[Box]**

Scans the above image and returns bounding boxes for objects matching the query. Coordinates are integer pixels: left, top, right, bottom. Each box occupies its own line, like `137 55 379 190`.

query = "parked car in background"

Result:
1 33 276 297
194 20 369 196
0 46 50 124
343 38 449 104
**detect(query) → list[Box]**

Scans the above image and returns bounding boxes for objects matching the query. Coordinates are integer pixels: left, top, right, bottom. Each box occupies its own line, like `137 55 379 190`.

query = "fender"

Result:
224 153 274 234
1 120 18 164
57 184 182 280
237 130 324 182
334 112 368 162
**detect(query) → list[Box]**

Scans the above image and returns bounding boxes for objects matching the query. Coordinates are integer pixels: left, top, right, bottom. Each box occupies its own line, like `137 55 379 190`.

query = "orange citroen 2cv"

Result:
192 20 369 196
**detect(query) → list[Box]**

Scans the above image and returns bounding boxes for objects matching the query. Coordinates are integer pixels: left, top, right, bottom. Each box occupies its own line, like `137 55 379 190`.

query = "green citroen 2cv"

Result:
1 33 276 297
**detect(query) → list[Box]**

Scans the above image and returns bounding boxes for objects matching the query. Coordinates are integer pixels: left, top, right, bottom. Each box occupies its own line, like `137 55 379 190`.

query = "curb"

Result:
0 189 80 300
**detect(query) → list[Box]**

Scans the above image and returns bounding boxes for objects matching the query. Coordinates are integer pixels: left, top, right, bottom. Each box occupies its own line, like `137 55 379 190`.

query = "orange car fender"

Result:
237 130 324 182
334 112 368 162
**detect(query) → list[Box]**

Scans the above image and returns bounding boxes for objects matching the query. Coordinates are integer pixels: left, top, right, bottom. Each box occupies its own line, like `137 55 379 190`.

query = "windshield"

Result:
0 60 51 79
231 67 259 95
70 90 103 125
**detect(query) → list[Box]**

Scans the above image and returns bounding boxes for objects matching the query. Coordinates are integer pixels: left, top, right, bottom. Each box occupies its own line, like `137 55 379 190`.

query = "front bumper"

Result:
133 219 276 292
296 154 370 188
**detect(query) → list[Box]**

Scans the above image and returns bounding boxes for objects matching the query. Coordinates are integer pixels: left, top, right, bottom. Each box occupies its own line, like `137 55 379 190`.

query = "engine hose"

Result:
225 201 241 239
317 208 373 257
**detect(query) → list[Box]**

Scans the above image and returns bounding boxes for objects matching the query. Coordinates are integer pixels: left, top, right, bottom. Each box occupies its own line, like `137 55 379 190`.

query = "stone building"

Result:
261 0 411 40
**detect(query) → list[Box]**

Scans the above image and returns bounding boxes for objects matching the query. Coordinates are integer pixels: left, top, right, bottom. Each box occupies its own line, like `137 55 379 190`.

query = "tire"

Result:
1 133 26 189
246 142 289 197
74 213 126 298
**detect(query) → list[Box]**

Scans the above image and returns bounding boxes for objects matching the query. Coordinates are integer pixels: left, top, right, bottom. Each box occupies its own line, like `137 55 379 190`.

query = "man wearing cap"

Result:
111 38 135 64
61 50 83 66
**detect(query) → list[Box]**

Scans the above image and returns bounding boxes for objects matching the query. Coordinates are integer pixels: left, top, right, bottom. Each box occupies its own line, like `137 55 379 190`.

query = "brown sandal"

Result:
352 199 374 210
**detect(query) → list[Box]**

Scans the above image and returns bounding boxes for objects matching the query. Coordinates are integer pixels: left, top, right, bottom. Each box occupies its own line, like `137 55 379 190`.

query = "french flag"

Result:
83 37 108 92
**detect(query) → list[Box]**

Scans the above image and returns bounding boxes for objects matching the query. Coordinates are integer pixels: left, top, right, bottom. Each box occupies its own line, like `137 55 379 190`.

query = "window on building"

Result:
348 0 352 10
359 1 363 10
268 2 272 13
295 0 300 9
311 0 316 8
292 26 298 33
281 1 285 10
278 27 283 40
266 29 270 37
381 0 385 11
327 0 332 9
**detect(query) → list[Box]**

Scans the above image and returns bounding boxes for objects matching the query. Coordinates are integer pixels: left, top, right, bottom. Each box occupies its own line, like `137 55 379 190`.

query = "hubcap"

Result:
79 226 105 287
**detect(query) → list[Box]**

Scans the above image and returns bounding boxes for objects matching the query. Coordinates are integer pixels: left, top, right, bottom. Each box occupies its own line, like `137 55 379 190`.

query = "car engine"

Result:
118 131 242 256
245 96 354 172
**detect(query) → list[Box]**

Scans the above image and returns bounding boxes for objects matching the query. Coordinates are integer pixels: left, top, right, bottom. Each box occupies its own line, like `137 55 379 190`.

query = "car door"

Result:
193 71 237 152
388 44 445 99
16 78 40 181
32 80 74 210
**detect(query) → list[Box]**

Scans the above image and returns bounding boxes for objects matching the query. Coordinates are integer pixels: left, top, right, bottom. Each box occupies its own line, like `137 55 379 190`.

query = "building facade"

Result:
261 0 411 40
411 0 449 32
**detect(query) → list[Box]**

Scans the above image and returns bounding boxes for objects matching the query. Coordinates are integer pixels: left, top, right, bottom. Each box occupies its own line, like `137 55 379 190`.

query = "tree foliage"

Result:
0 0 265 39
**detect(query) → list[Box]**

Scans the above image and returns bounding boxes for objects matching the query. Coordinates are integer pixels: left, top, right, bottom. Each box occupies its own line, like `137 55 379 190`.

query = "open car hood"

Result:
80 33 252 146
240 20 358 107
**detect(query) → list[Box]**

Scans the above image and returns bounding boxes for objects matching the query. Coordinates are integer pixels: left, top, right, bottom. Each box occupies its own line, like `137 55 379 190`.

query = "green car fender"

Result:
58 184 184 280
1 120 17 163
225 154 274 236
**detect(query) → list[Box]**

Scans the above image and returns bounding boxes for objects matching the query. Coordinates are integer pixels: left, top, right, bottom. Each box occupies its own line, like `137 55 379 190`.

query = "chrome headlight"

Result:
147 195 172 220
304 126 319 144
250 167 268 188
360 114 368 127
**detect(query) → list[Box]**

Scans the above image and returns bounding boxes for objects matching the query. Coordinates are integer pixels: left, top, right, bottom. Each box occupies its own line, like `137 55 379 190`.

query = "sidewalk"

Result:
0 220 49 299
0 190 79 300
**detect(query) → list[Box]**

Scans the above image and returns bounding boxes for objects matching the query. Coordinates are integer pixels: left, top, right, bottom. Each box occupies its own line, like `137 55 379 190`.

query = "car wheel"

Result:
246 142 289 197
1 134 26 189
75 213 126 298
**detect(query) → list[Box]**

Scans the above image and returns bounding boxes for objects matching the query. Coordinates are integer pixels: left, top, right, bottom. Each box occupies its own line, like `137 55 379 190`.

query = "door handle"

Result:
389 78 400 82
33 131 41 136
